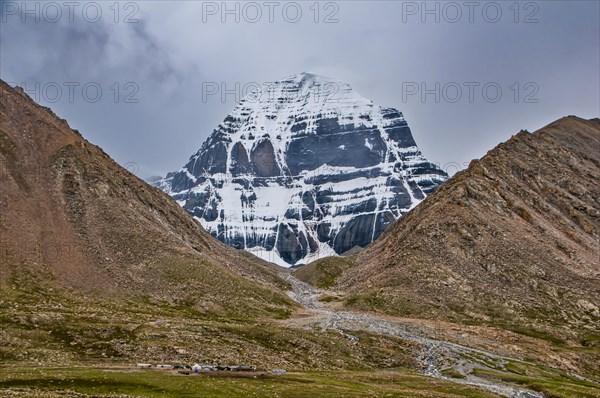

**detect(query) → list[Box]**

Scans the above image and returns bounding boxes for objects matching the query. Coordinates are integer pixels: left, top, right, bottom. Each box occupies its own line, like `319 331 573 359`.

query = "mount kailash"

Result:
155 73 448 266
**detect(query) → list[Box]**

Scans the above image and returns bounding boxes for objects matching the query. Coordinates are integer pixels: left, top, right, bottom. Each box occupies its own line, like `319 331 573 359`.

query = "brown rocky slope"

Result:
299 117 600 340
0 79 293 317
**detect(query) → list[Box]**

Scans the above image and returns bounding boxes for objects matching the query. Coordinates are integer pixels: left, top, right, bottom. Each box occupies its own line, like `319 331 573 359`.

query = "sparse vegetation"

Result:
0 367 505 397
471 363 600 398
293 257 355 289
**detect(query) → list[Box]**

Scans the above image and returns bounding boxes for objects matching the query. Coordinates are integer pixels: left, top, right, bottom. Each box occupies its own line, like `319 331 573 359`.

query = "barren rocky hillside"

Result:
298 117 600 342
0 79 292 316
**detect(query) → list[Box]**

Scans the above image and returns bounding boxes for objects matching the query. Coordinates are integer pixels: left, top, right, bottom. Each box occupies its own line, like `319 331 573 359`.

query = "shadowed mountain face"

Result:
157 73 448 266
0 80 292 317
299 117 600 334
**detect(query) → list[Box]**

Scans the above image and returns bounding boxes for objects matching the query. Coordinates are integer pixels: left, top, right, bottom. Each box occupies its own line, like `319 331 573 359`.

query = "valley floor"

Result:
278 274 600 398
0 276 598 397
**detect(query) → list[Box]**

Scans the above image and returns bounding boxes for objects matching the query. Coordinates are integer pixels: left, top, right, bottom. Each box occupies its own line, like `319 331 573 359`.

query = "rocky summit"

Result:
157 73 448 266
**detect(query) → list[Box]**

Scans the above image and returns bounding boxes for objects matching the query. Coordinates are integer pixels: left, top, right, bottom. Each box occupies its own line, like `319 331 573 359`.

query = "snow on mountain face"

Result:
157 73 448 267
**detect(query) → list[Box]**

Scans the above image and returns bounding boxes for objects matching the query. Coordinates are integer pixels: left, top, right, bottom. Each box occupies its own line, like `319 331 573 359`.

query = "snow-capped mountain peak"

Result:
157 73 448 266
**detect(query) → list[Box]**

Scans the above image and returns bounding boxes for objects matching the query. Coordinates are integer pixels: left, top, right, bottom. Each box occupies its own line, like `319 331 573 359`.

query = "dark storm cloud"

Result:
1 6 176 83
1 1 598 178
0 2 197 176
129 19 179 81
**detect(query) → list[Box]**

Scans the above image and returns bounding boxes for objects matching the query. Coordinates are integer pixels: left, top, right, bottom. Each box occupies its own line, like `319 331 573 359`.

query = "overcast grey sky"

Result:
1 1 598 178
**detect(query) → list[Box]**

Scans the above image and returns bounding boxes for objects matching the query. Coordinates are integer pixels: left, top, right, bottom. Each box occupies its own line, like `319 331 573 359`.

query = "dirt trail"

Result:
281 273 544 398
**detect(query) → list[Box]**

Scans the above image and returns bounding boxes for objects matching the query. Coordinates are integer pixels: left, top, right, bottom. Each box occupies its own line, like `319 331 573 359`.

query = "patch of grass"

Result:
0 367 503 397
293 257 355 289
149 255 297 320
441 368 466 379
344 292 420 317
472 362 600 398
580 333 600 347
490 323 567 347
318 295 341 303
